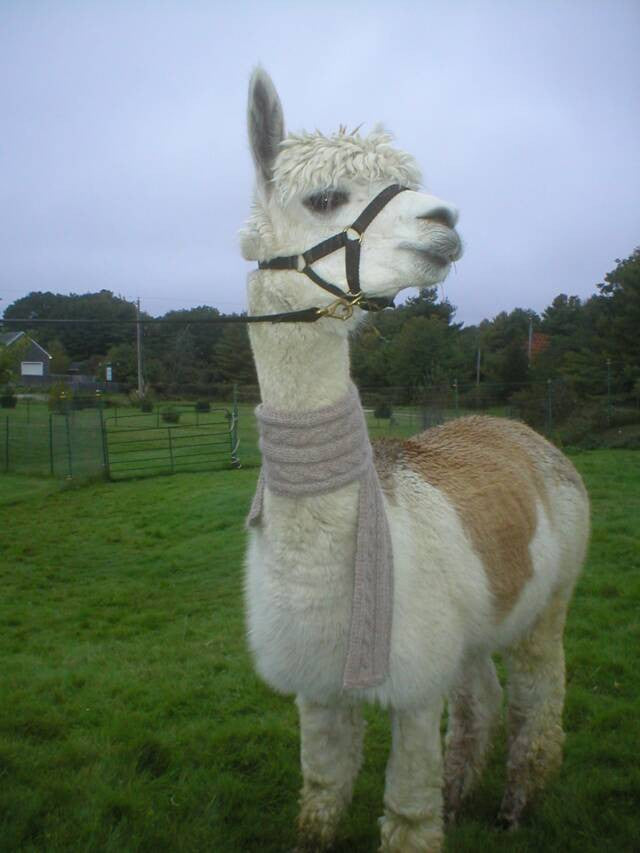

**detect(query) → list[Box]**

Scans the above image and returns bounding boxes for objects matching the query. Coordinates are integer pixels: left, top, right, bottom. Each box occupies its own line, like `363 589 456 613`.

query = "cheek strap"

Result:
258 184 408 311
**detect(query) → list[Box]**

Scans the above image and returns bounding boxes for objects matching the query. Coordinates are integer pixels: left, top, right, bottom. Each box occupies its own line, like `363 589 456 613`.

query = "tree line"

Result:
2 248 638 402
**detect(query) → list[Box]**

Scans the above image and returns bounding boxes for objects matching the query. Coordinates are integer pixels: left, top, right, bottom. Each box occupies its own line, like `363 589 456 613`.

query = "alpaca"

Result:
240 68 589 853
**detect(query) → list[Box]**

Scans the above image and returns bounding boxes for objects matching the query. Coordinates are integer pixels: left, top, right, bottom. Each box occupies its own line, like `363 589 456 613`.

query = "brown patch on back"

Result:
398 418 556 617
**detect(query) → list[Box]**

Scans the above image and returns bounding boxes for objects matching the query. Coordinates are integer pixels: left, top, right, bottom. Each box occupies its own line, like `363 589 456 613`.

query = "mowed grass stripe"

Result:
0 451 638 851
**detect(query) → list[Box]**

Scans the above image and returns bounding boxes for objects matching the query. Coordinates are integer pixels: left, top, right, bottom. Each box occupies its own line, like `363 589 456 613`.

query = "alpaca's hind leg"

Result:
295 696 365 850
498 590 569 829
444 655 503 822
379 703 444 853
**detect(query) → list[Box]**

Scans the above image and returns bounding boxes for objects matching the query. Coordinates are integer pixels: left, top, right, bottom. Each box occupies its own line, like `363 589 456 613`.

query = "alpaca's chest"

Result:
245 485 359 698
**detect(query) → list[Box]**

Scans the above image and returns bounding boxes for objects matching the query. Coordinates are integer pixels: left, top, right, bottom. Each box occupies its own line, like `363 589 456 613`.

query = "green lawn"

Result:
1 451 639 852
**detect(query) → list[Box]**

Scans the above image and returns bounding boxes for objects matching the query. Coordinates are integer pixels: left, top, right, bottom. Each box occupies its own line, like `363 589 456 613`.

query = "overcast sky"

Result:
1 0 638 326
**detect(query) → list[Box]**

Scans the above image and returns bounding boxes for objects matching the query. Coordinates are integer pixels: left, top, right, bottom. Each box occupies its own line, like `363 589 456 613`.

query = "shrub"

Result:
373 397 393 420
0 389 17 408
140 399 154 413
161 407 180 424
195 400 210 413
609 407 640 429
72 394 96 410
48 383 72 413
509 380 579 431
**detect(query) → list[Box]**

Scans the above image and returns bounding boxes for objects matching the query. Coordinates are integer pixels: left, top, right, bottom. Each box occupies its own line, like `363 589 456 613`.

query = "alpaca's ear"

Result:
247 67 285 193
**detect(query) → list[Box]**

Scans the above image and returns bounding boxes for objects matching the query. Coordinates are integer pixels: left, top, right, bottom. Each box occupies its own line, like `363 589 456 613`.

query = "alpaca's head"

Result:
241 68 462 314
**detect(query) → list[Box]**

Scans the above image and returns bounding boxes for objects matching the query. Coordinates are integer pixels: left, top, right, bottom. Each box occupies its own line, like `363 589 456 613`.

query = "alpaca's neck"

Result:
248 275 352 413
250 324 351 412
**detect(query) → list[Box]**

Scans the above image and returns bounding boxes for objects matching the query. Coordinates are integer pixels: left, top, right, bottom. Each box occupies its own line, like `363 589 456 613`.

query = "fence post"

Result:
99 407 110 480
4 416 8 473
65 414 73 479
167 427 174 473
231 384 241 468
49 414 54 476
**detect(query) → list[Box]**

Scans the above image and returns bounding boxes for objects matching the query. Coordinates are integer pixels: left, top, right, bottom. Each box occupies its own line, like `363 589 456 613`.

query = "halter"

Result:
258 184 408 321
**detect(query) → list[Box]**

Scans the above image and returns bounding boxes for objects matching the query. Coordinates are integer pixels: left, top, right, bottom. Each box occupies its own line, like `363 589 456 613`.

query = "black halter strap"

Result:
258 184 408 313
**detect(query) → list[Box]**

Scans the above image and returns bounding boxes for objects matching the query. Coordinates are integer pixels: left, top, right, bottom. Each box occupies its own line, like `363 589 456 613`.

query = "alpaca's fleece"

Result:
273 128 422 203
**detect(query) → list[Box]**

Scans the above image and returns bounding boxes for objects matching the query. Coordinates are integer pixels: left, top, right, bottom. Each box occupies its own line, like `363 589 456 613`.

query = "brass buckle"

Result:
316 293 363 321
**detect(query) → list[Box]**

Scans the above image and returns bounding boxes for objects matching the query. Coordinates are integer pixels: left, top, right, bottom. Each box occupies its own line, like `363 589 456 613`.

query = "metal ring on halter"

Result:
343 226 362 243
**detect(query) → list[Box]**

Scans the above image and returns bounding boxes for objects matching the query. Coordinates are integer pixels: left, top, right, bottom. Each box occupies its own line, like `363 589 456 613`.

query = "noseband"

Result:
258 184 408 319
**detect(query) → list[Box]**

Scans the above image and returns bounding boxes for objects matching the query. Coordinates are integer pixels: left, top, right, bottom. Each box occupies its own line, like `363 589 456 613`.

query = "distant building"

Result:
0 331 52 380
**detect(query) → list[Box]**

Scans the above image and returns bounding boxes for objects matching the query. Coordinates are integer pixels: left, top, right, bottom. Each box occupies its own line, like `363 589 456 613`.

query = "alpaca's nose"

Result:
417 203 459 229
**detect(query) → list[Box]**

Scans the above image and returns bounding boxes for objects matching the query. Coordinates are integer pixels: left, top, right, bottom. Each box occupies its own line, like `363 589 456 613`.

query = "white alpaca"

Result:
241 68 589 853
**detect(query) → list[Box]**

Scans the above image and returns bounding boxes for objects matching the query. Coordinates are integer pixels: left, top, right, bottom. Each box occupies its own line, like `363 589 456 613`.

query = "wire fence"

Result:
0 400 240 481
1 380 639 481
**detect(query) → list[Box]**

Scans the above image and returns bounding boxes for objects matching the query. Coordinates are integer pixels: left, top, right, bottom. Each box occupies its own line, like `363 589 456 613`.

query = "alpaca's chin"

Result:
365 268 451 302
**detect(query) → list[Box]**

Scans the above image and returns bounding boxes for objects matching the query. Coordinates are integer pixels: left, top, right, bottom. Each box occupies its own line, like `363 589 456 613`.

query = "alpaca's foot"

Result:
444 654 503 826
496 787 526 831
296 791 342 851
497 717 564 830
443 775 464 825
378 810 443 853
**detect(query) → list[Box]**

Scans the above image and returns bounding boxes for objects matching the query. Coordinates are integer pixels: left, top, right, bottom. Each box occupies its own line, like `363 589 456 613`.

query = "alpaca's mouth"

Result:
400 231 463 267
414 248 452 269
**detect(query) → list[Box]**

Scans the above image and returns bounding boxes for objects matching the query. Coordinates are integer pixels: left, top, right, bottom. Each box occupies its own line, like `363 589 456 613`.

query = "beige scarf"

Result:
246 384 393 689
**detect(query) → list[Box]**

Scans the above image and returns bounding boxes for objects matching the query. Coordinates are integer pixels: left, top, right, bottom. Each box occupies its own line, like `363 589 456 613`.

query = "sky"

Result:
1 0 639 326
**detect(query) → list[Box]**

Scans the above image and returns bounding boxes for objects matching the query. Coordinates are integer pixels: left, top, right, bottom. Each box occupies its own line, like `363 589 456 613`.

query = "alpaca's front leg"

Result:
379 704 444 853
295 696 365 850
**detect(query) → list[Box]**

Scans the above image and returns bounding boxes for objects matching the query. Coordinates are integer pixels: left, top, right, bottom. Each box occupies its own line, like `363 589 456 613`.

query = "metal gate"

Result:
104 407 240 480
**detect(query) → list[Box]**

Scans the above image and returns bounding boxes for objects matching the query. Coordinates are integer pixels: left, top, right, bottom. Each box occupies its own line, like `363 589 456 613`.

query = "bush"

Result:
509 380 579 430
0 387 17 408
140 399 154 413
373 397 393 420
72 394 96 410
609 407 640 429
195 400 210 413
161 407 180 424
48 383 72 413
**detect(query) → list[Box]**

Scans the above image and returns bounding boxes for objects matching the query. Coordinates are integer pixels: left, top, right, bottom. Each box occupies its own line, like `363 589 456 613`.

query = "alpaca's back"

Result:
370 417 589 703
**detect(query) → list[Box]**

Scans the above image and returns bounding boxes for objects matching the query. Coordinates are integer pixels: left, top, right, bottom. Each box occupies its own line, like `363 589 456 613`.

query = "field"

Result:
1 451 639 852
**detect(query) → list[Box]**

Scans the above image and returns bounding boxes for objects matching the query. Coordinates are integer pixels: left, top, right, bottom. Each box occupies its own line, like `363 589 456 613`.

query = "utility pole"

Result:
136 297 144 397
606 357 612 425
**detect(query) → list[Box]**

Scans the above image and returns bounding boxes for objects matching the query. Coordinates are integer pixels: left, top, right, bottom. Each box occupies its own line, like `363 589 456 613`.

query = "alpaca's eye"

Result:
304 189 349 214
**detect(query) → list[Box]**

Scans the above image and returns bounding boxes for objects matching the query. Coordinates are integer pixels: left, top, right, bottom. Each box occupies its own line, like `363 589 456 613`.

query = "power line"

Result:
0 316 246 326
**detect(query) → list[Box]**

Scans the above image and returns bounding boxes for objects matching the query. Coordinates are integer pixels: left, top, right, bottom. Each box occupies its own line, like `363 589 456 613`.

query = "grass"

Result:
1 452 639 852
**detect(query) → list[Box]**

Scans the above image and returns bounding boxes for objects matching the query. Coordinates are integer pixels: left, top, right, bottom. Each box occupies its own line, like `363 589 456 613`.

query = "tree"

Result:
105 342 137 386
596 248 640 388
0 336 29 386
47 339 70 375
213 324 257 385
386 316 461 390
3 290 137 361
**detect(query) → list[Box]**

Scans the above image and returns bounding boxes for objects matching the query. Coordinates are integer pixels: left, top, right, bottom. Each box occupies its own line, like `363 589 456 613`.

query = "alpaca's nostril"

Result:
417 207 458 229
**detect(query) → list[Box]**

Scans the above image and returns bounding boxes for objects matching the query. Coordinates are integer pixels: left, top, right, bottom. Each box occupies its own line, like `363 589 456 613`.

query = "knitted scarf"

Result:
246 384 393 690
